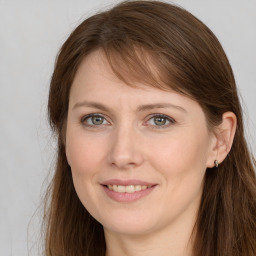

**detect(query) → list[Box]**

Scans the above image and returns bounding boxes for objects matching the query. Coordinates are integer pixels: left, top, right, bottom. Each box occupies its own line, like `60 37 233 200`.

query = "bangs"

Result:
102 42 182 93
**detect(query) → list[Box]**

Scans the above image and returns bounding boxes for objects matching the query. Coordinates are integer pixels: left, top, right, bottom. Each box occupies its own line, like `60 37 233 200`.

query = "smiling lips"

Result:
107 184 151 193
102 179 157 202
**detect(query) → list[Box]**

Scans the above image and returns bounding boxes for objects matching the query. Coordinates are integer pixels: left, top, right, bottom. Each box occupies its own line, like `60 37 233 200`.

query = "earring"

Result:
214 160 219 168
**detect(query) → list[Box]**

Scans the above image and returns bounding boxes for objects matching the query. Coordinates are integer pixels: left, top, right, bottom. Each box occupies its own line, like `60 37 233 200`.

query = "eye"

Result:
81 114 109 127
147 114 175 129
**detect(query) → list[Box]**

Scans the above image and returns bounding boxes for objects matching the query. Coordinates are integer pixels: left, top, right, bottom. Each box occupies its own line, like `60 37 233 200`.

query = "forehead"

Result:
71 50 173 101
78 46 175 90
69 50 203 117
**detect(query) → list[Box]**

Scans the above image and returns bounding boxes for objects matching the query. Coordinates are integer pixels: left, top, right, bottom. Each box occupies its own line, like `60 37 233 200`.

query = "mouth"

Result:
105 184 153 193
101 179 157 202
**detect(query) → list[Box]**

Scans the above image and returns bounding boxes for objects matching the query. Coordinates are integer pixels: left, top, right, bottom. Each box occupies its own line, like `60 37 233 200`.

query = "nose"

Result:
107 125 144 170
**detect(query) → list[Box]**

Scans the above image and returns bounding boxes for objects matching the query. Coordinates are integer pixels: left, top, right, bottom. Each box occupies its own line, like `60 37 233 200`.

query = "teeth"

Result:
117 185 126 193
135 185 142 191
126 185 135 193
107 184 150 193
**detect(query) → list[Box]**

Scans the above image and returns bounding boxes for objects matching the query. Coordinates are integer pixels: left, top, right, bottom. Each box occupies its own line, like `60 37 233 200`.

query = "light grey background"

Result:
0 0 255 255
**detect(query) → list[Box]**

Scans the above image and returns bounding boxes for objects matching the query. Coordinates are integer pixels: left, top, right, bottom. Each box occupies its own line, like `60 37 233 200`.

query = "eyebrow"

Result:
72 101 187 113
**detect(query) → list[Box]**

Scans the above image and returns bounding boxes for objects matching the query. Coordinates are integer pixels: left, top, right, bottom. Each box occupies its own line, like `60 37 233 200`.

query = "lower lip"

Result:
102 185 156 202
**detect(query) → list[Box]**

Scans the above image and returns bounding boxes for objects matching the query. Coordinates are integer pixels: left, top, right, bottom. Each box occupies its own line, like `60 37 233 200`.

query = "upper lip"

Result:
101 179 156 186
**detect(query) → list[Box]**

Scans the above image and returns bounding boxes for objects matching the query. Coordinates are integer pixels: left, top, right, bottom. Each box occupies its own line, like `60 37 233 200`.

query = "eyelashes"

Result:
81 113 176 129
146 114 175 128
81 114 109 127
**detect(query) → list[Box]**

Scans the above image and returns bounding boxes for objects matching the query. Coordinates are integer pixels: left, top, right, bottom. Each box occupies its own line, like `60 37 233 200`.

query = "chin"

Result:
98 210 160 236
104 222 154 236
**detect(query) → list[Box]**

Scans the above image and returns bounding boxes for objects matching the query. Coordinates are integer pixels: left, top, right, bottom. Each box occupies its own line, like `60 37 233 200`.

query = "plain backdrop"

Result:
0 0 255 255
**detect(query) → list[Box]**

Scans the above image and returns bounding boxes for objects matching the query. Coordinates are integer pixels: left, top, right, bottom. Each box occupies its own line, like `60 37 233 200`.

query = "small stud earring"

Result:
214 160 219 168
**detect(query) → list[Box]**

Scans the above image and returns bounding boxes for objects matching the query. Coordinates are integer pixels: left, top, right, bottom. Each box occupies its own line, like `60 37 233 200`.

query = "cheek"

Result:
65 130 105 212
147 126 210 189
66 130 104 176
152 133 207 167
146 129 209 221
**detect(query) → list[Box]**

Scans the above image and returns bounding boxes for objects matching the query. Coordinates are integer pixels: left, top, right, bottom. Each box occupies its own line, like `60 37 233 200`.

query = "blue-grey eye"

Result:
82 114 108 126
154 116 167 126
91 116 104 125
147 114 175 128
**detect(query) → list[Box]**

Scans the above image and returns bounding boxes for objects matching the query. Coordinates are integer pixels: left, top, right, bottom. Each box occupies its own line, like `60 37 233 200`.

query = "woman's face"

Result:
66 50 216 236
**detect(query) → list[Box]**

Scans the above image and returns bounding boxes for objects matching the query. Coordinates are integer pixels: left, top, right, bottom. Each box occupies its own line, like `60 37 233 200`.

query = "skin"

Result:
65 50 236 256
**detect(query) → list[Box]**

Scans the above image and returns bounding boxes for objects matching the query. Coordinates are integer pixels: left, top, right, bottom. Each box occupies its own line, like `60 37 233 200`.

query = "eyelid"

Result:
81 113 111 127
145 113 176 129
81 112 176 129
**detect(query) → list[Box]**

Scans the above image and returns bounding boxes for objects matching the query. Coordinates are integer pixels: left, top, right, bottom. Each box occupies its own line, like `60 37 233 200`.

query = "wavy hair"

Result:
45 1 256 255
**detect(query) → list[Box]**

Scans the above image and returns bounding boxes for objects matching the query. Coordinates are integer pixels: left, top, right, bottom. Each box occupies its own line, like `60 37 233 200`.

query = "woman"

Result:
44 1 256 255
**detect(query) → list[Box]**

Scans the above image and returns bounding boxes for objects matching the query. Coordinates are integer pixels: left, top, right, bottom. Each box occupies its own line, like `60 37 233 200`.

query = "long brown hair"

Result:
45 1 256 255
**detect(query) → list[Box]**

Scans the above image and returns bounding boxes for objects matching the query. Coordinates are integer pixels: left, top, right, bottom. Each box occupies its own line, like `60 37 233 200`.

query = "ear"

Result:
207 112 237 168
